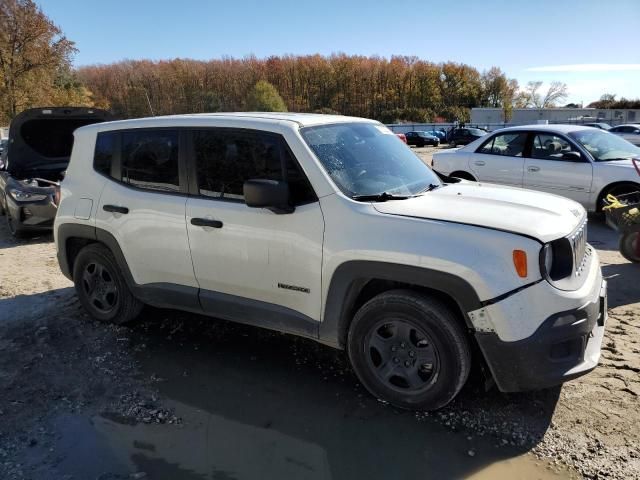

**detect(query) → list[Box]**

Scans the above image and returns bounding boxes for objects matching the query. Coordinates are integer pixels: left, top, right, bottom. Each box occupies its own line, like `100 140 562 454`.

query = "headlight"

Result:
542 243 553 274
540 240 573 281
8 189 48 202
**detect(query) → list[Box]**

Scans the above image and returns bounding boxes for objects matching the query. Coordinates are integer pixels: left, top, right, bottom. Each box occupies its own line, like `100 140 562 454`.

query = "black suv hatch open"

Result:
6 107 113 181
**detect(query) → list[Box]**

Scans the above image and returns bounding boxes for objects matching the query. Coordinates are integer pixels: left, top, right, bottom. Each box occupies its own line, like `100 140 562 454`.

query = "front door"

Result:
185 128 325 324
469 131 528 186
523 132 593 206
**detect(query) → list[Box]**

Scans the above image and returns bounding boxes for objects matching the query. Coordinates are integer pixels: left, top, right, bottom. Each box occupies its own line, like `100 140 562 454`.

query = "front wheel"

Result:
347 290 471 411
73 244 143 324
619 232 640 263
449 140 457 148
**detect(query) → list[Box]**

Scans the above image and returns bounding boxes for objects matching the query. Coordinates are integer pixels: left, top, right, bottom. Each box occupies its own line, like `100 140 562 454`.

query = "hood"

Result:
5 107 113 180
373 182 586 243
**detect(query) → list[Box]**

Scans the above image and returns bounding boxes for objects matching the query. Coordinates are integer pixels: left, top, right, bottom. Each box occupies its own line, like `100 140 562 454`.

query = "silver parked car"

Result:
609 124 640 146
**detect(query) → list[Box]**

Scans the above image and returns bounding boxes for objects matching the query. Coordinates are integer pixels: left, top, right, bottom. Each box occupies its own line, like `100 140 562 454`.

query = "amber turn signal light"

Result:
513 250 528 278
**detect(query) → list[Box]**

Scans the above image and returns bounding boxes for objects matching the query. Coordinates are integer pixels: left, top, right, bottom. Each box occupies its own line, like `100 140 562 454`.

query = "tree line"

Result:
77 56 520 124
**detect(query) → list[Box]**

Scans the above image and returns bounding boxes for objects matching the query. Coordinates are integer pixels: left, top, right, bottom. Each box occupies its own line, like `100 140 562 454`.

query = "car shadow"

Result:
602 262 640 308
0 218 52 249
113 307 561 480
587 214 619 252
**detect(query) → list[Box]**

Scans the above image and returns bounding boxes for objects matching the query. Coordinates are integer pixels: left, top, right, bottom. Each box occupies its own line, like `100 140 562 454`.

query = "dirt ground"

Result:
0 212 638 479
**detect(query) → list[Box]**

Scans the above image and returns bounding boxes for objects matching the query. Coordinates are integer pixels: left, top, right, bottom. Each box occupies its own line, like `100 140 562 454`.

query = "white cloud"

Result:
527 64 640 72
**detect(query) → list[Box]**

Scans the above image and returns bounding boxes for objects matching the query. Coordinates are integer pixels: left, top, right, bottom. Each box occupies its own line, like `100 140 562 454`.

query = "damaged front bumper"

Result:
470 248 607 392
4 179 58 231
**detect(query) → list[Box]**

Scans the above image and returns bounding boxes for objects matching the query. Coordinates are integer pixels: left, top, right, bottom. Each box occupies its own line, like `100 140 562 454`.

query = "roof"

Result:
76 112 377 134
498 124 593 133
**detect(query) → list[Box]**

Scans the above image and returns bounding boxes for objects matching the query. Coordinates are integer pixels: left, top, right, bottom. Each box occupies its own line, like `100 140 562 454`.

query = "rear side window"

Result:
478 132 528 157
94 131 116 176
121 130 180 192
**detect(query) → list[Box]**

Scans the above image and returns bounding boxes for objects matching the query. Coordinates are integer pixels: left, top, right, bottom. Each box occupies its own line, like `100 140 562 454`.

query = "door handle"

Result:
191 217 223 228
528 166 540 172
103 204 129 214
474 160 486 166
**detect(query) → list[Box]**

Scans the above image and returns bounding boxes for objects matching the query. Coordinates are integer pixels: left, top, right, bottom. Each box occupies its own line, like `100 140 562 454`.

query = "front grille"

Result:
570 221 588 275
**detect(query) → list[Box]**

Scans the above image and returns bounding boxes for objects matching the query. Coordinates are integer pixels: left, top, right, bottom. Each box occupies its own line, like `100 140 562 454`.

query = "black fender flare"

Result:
318 261 482 349
57 223 140 292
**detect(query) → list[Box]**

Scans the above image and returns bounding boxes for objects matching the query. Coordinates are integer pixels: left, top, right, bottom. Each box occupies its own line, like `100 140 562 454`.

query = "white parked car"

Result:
432 124 640 211
54 113 606 410
609 124 640 146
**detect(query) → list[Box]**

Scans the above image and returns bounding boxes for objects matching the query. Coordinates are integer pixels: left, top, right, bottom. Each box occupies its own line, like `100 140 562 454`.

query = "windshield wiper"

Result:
415 183 443 195
352 192 412 202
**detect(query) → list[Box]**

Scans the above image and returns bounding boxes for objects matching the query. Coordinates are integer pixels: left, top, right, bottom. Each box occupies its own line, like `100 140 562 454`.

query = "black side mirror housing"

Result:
244 179 294 214
562 151 582 161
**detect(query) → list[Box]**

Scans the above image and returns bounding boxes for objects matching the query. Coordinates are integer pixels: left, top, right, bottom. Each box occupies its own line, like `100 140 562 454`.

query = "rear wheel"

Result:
347 290 471 411
449 140 457 147
73 244 143 324
619 232 640 263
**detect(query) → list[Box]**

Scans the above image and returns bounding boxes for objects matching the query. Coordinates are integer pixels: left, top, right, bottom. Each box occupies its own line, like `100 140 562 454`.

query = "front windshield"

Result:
569 129 640 161
301 122 441 198
468 128 486 136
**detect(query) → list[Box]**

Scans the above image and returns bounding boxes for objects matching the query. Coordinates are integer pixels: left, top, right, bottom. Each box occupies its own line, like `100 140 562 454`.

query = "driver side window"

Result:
531 134 580 161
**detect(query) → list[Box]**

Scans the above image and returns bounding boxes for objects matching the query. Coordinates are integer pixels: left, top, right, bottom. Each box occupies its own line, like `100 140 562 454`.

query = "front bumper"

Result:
6 195 57 230
476 279 606 392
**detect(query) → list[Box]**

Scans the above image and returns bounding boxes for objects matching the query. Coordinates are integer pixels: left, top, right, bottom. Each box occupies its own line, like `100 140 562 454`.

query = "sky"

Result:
37 0 640 105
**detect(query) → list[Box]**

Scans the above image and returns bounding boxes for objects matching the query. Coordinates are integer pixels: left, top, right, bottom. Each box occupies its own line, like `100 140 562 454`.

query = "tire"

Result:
347 289 471 411
449 140 457 148
451 171 476 181
73 243 143 324
619 232 640 263
5 204 25 238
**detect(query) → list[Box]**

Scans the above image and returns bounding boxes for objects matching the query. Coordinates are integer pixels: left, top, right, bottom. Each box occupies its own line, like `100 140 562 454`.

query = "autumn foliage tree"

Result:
0 0 96 123
78 55 520 123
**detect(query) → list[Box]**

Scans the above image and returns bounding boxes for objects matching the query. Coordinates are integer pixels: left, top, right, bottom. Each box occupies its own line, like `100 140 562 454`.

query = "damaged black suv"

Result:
0 107 112 237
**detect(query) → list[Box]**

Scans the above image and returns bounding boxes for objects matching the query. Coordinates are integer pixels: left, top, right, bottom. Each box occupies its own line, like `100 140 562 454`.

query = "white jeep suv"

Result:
54 113 607 410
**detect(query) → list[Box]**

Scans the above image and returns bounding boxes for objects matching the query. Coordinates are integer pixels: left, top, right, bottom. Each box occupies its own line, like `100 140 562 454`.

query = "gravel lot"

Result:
0 211 638 479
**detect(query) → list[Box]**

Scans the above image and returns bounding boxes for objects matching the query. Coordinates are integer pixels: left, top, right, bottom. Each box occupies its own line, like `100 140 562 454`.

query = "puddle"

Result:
27 313 578 479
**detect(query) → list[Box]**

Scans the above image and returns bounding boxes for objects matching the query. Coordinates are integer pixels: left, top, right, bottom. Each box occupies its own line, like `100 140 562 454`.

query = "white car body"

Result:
432 124 640 211
54 113 606 401
609 124 640 146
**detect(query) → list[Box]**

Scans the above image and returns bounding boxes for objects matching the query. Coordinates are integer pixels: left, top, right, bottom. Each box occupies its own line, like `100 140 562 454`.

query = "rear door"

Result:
95 129 198 292
523 132 593 205
469 131 527 186
185 128 325 323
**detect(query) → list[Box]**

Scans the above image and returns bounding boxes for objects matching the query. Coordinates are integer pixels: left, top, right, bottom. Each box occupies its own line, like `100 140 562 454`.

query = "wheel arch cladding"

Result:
319 261 482 349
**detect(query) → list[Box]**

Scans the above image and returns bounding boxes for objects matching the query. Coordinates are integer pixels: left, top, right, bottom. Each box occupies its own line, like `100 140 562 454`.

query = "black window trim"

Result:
185 126 318 206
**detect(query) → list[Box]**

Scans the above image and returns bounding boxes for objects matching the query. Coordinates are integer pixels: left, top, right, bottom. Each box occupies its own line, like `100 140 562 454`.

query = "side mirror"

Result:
562 151 582 161
243 179 294 214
